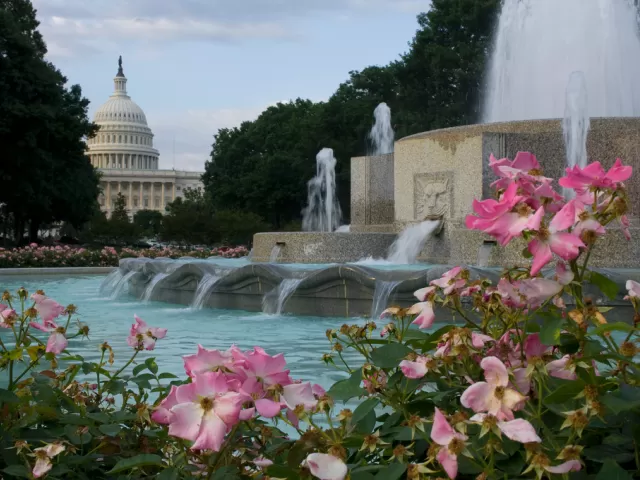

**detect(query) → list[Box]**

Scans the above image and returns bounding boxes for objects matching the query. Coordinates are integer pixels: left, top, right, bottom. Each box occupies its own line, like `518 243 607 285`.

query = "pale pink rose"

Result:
518 278 563 308
555 262 574 286
528 203 584 276
29 319 67 354
460 357 527 421
545 460 582 474
414 286 436 301
546 355 577 380
240 377 282 418
430 267 467 295
168 372 243 451
126 315 167 351
152 385 179 424
469 413 541 443
0 308 16 328
183 344 235 378
32 443 65 478
282 382 317 412
253 457 273 468
431 408 467 479
399 356 430 379
31 293 65 323
305 453 347 480
407 301 435 329
237 346 292 388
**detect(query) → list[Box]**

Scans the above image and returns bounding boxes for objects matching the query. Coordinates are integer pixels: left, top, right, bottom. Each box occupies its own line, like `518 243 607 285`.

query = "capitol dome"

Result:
87 57 159 170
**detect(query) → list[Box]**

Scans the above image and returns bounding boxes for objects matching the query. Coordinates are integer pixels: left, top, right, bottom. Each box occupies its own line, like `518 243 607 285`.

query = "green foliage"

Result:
0 0 100 243
203 0 501 229
133 209 163 237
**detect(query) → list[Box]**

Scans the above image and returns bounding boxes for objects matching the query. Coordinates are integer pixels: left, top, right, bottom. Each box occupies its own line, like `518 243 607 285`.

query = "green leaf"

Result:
327 368 363 402
355 408 377 434
211 466 240 479
133 363 147 376
351 398 380 424
543 380 585 405
522 247 533 259
590 272 620 300
0 388 19 404
374 463 406 479
370 343 412 368
87 412 110 423
2 465 31 478
145 357 158 375
591 322 634 336
540 315 564 345
601 385 640 414
265 465 299 479
99 424 122 436
595 459 633 480
156 468 179 480
351 473 376 480
158 372 178 380
107 454 164 473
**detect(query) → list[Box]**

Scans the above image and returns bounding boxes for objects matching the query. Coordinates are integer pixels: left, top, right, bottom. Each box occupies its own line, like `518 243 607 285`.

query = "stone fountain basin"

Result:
118 258 639 319
252 232 397 264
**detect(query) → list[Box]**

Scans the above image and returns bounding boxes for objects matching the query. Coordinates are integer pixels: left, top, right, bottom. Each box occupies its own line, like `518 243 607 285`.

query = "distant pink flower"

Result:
518 278 563 308
305 453 347 480
528 204 584 276
0 307 16 328
253 457 273 468
363 370 386 394
29 319 67 354
555 262 574 286
400 356 430 379
460 357 527 421
625 280 640 299
559 158 632 191
430 267 467 295
573 218 606 239
431 408 467 479
31 293 65 323
407 301 435 329
167 372 243 451
126 315 167 351
32 443 65 478
469 413 541 443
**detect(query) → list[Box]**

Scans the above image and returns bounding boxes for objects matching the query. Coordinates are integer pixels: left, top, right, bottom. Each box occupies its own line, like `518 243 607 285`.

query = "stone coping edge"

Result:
0 267 116 276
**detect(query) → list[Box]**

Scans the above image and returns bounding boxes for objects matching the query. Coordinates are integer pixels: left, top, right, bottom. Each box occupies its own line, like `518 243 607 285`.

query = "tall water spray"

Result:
369 102 394 155
483 0 640 122
563 72 591 174
302 148 342 232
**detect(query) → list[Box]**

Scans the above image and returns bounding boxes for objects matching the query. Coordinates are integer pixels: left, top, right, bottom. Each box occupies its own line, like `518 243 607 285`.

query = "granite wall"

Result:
350 154 395 228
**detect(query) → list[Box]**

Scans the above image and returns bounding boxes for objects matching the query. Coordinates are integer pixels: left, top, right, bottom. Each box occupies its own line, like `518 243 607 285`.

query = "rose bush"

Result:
1 153 639 479
0 245 249 268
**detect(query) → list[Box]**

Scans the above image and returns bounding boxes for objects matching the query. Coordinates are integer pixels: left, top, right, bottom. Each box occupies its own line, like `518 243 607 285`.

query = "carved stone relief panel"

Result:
414 171 453 220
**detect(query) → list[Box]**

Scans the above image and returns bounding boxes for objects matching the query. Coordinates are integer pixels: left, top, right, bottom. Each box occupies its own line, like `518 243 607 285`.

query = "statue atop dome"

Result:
116 55 124 77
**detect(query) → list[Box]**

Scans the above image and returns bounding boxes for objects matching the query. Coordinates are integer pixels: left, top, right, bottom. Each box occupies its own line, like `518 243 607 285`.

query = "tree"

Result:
161 188 217 245
134 209 163 237
105 193 140 245
0 0 100 243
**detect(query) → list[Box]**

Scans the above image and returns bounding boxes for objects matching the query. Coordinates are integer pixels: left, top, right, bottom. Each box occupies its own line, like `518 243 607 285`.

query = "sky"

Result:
32 0 430 172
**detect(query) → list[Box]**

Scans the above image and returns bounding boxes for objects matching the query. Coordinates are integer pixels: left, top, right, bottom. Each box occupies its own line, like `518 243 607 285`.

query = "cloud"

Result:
147 105 268 172
33 0 428 57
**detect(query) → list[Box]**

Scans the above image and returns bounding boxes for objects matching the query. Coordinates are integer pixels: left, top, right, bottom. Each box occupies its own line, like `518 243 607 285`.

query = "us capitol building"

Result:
88 57 203 216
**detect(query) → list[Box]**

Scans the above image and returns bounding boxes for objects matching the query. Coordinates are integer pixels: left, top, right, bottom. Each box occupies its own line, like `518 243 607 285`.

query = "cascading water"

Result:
262 279 303 315
563 71 591 197
369 102 394 155
191 274 221 310
141 273 169 303
371 280 401 319
387 220 440 264
483 0 640 122
100 270 123 296
302 148 342 232
269 245 282 263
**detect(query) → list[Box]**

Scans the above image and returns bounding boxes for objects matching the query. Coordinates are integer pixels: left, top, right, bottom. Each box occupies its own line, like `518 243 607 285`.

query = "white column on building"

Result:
172 182 176 201
161 183 165 210
128 182 133 211
139 182 143 209
107 182 111 212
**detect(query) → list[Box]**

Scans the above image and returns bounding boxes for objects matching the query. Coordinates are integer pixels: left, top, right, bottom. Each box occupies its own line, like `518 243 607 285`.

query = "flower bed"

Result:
1 153 639 479
0 245 249 268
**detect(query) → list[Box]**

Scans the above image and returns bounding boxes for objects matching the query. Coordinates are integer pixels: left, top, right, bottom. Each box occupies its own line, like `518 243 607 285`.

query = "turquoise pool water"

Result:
0 275 360 390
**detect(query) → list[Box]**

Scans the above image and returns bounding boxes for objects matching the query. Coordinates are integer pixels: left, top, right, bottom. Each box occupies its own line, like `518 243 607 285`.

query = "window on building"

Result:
177 186 181 191
144 199 149 207
118 135 122 143
134 198 138 207
155 198 160 208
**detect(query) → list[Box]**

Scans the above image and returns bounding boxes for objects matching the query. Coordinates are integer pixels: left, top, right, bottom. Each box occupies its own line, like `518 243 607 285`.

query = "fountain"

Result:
302 148 342 233
114 2 640 318
483 0 640 122
369 103 394 155
142 272 169 302
191 274 220 310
